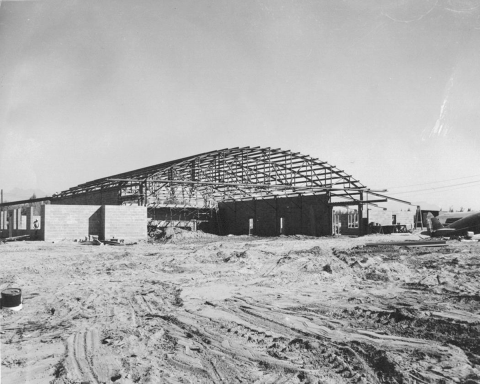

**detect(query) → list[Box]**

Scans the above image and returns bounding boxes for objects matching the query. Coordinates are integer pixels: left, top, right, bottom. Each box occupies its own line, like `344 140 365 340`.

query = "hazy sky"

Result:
1 0 480 209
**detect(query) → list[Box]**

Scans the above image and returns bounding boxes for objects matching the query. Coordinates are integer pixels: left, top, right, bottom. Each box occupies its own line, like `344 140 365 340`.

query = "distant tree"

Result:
449 206 454 212
29 193 37 200
459 207 464 212
468 208 472 212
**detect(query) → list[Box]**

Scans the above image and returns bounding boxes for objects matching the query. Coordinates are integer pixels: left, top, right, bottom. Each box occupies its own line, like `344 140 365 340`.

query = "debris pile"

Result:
150 227 218 242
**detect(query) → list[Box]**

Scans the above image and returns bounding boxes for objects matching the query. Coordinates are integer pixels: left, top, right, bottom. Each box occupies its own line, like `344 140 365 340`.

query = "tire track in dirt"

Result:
156 305 366 383
211 299 423 383
250 299 477 382
123 288 230 382
66 329 99 383
159 313 253 383
63 327 123 384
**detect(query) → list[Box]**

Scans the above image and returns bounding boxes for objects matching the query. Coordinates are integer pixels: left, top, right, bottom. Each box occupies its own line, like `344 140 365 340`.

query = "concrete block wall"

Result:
218 194 330 237
101 205 147 241
394 211 414 227
368 209 394 226
41 205 102 241
367 208 414 228
40 205 147 241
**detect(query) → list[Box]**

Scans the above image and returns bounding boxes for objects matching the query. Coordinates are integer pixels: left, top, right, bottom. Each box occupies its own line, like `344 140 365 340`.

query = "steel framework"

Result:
53 147 399 216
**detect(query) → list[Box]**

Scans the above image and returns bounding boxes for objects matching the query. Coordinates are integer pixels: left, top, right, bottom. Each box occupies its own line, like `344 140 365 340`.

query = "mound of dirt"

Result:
151 227 218 242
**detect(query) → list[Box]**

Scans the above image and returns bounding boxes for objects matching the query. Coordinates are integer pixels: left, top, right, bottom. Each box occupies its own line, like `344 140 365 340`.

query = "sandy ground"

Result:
1 233 480 384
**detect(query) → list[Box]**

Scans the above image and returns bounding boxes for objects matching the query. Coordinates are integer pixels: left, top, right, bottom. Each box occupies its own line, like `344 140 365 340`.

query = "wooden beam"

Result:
0 196 52 207
328 199 387 206
367 192 412 205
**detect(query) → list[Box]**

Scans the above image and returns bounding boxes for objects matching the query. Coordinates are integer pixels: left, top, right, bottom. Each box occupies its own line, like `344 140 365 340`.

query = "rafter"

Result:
53 147 380 211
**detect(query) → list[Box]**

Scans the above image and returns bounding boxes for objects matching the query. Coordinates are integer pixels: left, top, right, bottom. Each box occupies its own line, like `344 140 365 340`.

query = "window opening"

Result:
348 209 359 228
280 217 285 235
332 210 341 235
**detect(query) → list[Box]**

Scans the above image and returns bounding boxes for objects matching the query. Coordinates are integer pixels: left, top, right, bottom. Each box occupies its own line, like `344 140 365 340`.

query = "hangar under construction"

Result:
0 146 409 239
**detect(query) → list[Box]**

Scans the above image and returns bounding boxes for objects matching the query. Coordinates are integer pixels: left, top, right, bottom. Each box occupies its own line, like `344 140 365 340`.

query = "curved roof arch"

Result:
55 146 375 206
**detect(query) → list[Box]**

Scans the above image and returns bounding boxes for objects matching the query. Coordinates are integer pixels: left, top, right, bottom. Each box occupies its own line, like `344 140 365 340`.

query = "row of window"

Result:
332 212 359 229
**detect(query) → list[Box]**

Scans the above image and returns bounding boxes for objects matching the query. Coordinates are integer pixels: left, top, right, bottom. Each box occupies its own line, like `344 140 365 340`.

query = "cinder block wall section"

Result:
368 208 414 228
394 211 414 227
41 205 102 241
368 209 393 226
101 205 147 242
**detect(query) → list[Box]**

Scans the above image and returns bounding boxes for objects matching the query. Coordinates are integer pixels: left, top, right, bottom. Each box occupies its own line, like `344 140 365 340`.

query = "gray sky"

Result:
1 0 480 209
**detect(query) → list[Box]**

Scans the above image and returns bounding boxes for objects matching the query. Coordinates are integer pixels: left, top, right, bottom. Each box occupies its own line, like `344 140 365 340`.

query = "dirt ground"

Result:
1 233 480 384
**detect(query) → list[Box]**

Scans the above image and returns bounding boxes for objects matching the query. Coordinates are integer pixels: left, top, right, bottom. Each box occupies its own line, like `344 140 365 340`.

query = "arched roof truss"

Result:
54 146 392 209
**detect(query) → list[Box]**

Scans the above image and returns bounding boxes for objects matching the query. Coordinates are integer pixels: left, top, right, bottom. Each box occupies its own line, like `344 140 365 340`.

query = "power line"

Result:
387 179 480 195
387 173 480 189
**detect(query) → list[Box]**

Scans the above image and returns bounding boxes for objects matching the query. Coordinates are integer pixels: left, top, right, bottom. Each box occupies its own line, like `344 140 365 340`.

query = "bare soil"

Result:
1 234 480 383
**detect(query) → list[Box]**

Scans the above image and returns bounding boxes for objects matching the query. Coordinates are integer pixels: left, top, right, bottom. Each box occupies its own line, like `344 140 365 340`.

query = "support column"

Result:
0 210 4 237
26 207 33 236
40 204 46 241
327 192 333 236
139 183 144 206
16 208 23 235
366 192 370 234
8 210 14 237
358 191 364 236
253 198 256 236
274 196 278 235
13 209 17 235
300 194 303 235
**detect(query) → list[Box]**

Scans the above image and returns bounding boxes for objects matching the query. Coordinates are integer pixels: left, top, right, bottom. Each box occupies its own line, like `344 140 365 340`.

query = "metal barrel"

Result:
1 288 22 308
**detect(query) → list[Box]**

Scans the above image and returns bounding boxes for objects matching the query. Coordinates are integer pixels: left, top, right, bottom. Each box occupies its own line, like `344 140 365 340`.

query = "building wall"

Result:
41 205 102 241
393 211 414 226
40 204 147 242
368 209 394 226
218 194 330 236
101 205 147 241
367 208 414 228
